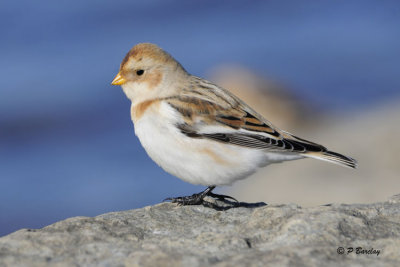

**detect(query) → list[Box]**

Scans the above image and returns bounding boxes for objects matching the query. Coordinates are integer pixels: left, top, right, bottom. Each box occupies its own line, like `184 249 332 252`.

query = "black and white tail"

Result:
283 133 358 169
305 150 358 169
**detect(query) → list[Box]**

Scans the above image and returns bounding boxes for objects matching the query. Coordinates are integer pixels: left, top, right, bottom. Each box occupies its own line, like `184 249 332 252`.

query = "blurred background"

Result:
1 0 399 236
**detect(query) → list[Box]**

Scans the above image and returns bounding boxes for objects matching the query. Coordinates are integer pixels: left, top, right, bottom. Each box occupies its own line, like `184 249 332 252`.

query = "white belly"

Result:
132 102 300 186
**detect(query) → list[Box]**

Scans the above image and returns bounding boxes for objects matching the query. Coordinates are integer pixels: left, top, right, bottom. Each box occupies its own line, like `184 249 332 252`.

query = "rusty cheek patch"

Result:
131 100 159 122
201 148 228 165
144 70 162 89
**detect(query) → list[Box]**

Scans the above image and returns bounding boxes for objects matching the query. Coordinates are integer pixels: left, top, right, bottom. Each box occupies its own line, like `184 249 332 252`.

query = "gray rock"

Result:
1 196 400 267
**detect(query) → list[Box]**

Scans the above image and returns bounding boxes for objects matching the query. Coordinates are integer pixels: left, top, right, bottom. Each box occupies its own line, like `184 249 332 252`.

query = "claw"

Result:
163 193 204 205
163 186 239 206
163 197 182 203
208 192 238 202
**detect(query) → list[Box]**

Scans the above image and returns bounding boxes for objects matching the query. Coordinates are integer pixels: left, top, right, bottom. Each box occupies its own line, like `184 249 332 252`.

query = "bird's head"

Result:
111 43 187 104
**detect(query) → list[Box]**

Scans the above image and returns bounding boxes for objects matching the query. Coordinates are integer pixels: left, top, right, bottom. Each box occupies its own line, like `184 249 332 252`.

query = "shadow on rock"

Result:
201 197 267 211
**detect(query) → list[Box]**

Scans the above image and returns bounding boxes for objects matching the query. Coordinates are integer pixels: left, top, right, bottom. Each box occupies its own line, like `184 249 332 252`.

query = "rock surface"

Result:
1 196 400 266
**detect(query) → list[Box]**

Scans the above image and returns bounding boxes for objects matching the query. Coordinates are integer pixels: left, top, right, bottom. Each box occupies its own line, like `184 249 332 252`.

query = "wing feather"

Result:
164 76 357 168
167 77 334 155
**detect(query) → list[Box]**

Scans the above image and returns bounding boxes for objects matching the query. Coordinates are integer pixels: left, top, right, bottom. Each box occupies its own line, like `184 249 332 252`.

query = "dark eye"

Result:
136 69 144 76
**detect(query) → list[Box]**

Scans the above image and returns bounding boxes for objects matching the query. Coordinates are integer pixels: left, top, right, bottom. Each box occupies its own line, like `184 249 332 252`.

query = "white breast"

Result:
131 103 266 186
132 101 296 186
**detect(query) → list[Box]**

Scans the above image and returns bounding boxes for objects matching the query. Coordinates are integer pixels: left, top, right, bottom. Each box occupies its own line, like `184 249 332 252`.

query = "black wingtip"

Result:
321 151 358 169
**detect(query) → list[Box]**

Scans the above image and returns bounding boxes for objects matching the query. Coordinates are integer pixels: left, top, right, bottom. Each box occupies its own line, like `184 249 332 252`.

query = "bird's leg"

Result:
164 186 238 205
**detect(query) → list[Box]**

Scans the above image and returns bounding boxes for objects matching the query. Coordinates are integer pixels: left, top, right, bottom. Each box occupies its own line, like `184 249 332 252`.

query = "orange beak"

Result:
111 72 127 85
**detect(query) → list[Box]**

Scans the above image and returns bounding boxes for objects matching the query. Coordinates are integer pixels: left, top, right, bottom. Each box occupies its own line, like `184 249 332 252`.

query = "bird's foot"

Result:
164 186 238 206
164 192 206 205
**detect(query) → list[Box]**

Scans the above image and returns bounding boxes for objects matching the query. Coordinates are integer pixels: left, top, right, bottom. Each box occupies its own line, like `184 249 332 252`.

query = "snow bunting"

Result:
111 43 357 205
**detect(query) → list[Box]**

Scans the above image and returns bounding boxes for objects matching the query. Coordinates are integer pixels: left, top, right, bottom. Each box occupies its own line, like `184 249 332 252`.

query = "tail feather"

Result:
282 133 357 169
305 150 358 169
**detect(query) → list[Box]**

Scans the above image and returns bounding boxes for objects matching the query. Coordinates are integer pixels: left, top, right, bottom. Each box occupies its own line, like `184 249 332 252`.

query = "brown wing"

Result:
165 95 327 153
164 76 357 168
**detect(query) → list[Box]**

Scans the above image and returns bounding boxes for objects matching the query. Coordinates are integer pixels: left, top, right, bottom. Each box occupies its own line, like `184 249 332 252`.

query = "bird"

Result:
111 43 357 205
